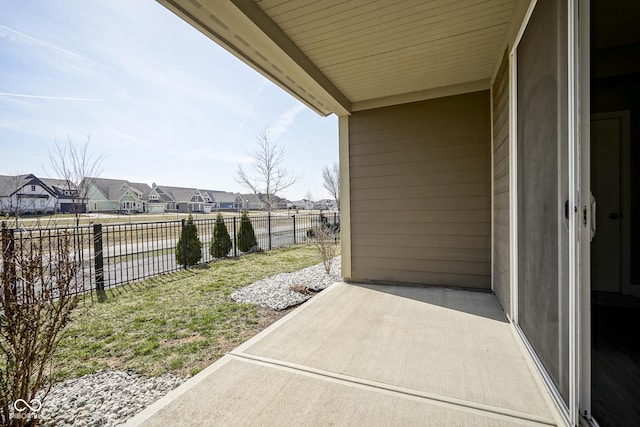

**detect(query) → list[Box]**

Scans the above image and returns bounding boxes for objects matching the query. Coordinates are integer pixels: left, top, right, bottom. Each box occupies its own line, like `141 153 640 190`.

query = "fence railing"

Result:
0 213 339 297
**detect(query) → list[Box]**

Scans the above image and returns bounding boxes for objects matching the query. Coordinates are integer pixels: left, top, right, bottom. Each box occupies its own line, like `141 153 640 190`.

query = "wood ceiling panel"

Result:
300 7 513 62
343 63 496 101
313 21 510 68
277 0 511 41
322 29 505 81
271 0 408 30
255 0 515 104
322 26 506 70
265 0 371 22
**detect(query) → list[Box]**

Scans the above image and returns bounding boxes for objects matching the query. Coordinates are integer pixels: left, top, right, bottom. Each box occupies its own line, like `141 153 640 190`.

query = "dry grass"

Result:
7 209 330 229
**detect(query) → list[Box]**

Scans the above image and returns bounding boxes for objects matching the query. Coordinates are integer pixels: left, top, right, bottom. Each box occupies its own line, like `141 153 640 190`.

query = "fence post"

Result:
93 223 105 299
233 216 237 257
181 218 187 269
293 215 296 245
268 213 272 250
1 221 16 288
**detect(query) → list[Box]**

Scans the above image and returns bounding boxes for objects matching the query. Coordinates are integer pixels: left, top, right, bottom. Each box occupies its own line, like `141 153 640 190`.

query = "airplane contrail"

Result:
0 92 103 102
0 24 97 66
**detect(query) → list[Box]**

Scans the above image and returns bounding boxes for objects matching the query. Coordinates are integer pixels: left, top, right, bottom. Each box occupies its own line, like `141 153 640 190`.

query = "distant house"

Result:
205 191 242 211
40 178 87 214
314 199 338 211
147 183 172 213
153 185 211 213
275 196 290 210
85 178 151 213
0 174 58 215
239 193 266 211
239 193 290 211
290 199 314 210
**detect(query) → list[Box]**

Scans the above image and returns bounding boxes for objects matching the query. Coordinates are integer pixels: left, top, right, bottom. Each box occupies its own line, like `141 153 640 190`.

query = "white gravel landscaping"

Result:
37 370 184 427
230 256 341 310
35 256 341 426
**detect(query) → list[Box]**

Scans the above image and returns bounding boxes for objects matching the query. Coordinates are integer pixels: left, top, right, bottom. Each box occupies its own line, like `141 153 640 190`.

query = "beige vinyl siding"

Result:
348 91 491 289
492 51 510 312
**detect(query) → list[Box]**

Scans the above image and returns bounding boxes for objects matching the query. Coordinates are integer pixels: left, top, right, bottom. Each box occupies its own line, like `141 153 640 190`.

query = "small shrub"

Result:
0 226 82 426
210 213 232 258
310 225 338 274
175 214 202 266
237 210 258 253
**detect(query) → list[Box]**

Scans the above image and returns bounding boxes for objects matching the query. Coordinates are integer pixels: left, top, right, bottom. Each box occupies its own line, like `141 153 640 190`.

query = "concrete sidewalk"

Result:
126 283 563 426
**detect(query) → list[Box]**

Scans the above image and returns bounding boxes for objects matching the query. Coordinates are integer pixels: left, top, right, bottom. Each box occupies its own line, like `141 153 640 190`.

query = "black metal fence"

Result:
0 213 339 296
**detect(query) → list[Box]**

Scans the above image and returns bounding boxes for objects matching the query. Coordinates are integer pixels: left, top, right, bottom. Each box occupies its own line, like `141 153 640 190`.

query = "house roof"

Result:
240 193 264 204
39 178 75 198
157 0 525 115
154 185 199 203
205 191 240 204
0 174 34 196
0 174 58 197
127 181 153 198
86 177 152 201
150 186 175 203
39 178 70 190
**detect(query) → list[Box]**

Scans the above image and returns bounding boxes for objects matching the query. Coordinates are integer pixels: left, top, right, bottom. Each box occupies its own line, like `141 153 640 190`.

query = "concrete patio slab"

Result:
126 283 563 426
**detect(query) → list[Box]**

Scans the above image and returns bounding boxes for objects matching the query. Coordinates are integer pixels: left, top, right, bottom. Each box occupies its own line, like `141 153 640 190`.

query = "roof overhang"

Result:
158 0 350 116
158 0 524 116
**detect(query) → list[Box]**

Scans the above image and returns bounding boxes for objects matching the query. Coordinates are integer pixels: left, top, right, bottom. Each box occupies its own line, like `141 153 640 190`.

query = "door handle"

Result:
590 193 596 241
609 213 619 220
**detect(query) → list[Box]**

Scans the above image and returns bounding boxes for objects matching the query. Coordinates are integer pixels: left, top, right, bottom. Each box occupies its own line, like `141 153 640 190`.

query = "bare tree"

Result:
304 191 313 202
49 137 104 227
235 128 297 212
322 162 340 211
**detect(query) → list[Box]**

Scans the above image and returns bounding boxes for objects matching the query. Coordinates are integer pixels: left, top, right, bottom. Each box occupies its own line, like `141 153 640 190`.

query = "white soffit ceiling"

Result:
159 0 516 115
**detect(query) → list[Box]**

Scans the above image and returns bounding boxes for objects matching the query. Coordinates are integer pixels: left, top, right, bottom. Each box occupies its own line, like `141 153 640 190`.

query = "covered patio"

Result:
136 0 638 424
127 282 562 425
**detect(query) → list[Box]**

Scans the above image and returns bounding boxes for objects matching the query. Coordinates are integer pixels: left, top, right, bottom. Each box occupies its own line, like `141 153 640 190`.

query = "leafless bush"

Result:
309 226 338 274
0 223 82 426
290 284 312 295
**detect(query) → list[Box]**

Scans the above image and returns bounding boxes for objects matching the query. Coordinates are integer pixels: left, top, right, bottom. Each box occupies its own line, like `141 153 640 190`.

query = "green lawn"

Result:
53 245 329 381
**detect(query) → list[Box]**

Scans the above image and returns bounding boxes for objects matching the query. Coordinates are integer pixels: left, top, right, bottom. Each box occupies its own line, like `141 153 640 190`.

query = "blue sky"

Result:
0 0 338 201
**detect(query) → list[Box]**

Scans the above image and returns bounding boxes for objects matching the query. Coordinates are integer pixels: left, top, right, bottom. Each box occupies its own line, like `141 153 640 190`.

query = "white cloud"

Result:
270 103 305 141
239 80 268 128
106 129 143 142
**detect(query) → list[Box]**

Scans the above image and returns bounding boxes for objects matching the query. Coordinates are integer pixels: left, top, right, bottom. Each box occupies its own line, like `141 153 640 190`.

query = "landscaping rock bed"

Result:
230 256 341 310
38 370 184 427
